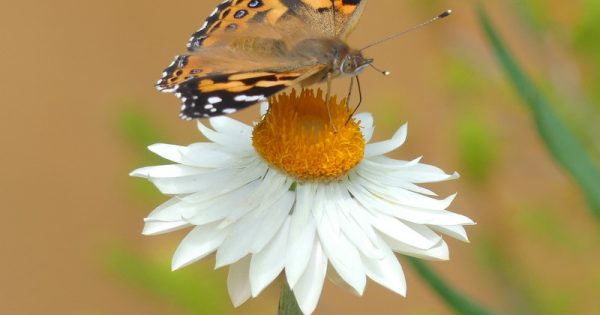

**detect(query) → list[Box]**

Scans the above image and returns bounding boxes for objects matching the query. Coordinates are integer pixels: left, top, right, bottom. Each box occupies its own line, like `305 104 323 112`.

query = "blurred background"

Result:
2 0 599 314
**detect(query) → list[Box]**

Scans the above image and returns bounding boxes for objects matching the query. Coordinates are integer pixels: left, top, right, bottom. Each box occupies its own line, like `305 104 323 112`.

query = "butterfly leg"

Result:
346 76 355 111
325 72 338 132
346 76 363 125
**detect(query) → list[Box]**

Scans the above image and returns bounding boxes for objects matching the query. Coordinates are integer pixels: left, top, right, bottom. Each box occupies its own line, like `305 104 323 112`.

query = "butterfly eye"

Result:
340 56 356 74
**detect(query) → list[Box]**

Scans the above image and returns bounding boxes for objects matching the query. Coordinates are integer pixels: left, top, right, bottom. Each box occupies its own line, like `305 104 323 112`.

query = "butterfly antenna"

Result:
360 10 453 52
369 63 391 76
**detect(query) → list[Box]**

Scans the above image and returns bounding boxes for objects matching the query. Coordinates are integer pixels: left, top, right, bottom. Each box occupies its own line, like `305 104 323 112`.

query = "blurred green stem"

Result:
478 6 600 220
279 283 302 315
408 258 494 315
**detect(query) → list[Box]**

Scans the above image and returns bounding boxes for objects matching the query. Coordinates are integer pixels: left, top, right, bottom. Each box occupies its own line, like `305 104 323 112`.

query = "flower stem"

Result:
408 258 494 315
278 282 303 315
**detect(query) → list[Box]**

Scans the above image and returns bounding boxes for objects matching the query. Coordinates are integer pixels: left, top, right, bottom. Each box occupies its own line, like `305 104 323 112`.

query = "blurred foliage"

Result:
442 56 488 99
516 207 577 249
279 284 302 315
574 0 600 105
407 258 494 315
476 228 584 315
478 6 600 220
456 114 498 183
118 104 169 201
512 0 552 32
118 104 168 163
106 246 230 315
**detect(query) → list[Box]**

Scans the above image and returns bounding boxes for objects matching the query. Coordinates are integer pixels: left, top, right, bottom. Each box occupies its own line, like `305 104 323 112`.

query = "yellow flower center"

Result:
252 89 366 182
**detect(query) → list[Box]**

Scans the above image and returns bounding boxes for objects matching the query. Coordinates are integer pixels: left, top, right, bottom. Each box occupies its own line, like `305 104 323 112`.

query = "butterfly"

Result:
156 0 373 120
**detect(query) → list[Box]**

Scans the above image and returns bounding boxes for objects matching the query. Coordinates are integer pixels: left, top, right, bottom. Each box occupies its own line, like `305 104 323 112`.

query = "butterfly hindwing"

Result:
174 66 325 119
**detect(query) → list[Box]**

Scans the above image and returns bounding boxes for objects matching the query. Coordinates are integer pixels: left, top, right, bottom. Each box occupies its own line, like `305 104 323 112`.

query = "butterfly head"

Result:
340 52 373 76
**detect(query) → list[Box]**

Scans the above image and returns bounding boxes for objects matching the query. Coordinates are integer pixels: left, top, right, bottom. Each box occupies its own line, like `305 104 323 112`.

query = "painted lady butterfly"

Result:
156 0 372 120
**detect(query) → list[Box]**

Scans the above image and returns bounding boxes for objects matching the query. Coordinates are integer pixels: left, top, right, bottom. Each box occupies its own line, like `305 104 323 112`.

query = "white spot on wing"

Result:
199 21 208 31
208 96 222 104
223 108 237 114
234 95 265 102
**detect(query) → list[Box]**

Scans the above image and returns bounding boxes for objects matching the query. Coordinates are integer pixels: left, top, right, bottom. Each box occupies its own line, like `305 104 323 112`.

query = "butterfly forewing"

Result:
157 0 367 119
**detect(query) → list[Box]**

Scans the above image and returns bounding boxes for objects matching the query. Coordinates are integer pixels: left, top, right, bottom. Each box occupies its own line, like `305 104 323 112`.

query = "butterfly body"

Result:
157 0 369 119
292 38 372 79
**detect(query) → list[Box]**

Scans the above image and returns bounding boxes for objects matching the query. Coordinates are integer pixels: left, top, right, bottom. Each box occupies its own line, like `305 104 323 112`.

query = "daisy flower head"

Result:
131 89 474 314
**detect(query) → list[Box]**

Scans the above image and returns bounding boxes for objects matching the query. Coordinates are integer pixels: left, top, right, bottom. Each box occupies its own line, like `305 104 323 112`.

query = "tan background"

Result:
2 0 599 314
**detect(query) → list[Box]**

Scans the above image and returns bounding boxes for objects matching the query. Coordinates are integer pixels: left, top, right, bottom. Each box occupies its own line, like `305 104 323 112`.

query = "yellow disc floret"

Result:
252 89 366 182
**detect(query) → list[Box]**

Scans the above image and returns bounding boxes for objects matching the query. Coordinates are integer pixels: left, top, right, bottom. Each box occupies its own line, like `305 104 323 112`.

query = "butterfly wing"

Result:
157 0 367 118
157 0 300 92
175 65 326 119
284 0 368 38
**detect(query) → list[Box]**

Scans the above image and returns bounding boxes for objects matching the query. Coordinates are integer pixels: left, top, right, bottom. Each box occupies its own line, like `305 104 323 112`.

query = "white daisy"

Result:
131 89 474 315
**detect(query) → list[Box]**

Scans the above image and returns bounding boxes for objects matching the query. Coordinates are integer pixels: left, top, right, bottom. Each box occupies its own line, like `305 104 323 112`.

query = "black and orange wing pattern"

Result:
157 0 367 119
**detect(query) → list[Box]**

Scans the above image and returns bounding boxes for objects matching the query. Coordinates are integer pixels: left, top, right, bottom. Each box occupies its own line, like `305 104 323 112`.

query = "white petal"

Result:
364 123 408 157
355 162 439 196
216 190 294 268
354 112 373 129
333 185 385 259
227 256 252 307
147 143 246 168
148 164 264 195
182 182 261 225
171 222 229 270
317 209 366 295
368 212 440 250
354 112 374 142
327 267 363 297
286 183 318 288
130 164 204 178
144 197 184 222
362 235 406 296
209 116 253 139
367 156 460 184
293 240 327 315
350 172 456 211
249 218 290 297
219 170 291 228
431 225 471 242
365 156 423 169
260 101 269 117
180 161 266 203
248 192 295 254
180 143 248 167
197 121 252 151
347 178 473 226
142 221 190 236
383 234 450 261
147 144 184 163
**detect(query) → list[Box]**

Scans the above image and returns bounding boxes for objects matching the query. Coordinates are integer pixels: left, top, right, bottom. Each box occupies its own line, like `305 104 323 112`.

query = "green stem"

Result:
408 258 494 315
478 5 600 220
278 282 303 315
